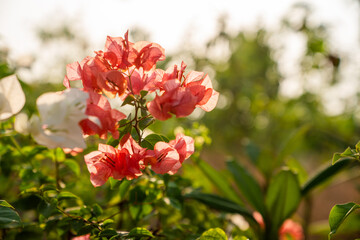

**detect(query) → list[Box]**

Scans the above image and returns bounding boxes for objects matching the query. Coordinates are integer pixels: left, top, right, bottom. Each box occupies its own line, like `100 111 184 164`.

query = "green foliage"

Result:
0 200 22 229
265 170 301 235
198 228 227 240
328 203 360 239
226 159 265 215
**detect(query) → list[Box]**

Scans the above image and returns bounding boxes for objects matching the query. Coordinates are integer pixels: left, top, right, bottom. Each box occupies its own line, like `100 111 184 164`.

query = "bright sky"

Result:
0 0 358 56
0 0 359 114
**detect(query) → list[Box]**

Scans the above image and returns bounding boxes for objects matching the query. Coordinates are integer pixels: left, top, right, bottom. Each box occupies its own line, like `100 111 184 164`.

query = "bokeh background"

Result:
1 0 360 239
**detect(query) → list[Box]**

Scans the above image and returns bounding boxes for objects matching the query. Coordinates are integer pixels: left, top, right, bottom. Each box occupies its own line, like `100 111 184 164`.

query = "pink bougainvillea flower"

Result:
279 219 304 240
183 71 219 112
145 142 181 175
147 88 198 121
71 234 90 240
147 62 218 120
63 147 83 156
64 55 127 99
119 133 147 165
253 211 265 229
79 91 126 139
85 140 144 187
122 68 160 98
103 32 134 70
129 41 165 71
169 133 194 163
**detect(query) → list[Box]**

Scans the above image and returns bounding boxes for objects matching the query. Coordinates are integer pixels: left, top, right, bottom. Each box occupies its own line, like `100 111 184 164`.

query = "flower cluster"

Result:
34 31 217 186
85 133 194 187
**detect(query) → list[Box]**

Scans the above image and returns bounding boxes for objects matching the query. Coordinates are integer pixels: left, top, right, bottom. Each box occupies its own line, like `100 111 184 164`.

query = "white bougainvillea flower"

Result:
0 75 25 120
16 88 89 149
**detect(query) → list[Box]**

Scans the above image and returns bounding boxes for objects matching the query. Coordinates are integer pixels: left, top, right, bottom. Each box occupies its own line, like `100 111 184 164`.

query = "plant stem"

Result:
303 195 312 239
57 206 101 231
52 149 60 189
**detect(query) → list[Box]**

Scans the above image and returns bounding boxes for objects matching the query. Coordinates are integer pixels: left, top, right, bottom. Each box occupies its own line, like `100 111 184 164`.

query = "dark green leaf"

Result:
184 192 254 220
302 159 352 196
198 228 227 240
140 90 148 98
92 203 103 217
141 133 169 150
128 227 154 238
265 169 301 231
328 202 360 238
139 117 155 130
99 229 119 238
0 201 22 228
38 199 58 219
196 159 243 205
129 186 147 203
122 95 135 106
77 225 94 235
226 159 265 214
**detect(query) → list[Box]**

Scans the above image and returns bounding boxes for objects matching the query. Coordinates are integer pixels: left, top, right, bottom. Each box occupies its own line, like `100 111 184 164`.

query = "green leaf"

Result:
92 203 103 217
101 219 114 228
198 228 227 240
55 147 66 162
109 177 121 190
99 229 119 238
286 157 308 185
121 95 135 106
196 159 243 205
265 169 301 231
332 147 357 164
233 237 249 240
0 201 22 229
38 199 58 219
40 184 57 192
128 227 154 238
328 202 360 238
57 191 79 201
226 159 265 214
0 200 14 209
129 204 152 222
355 141 360 153
119 179 132 200
140 90 148 98
301 159 351 196
141 133 169 150
139 117 155 130
184 192 255 220
63 159 80 176
129 186 147 203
